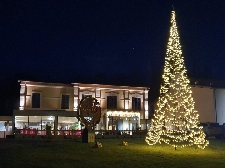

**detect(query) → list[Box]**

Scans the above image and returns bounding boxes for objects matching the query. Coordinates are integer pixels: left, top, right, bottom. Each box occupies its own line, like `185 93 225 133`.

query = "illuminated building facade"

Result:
13 80 149 135
0 80 223 138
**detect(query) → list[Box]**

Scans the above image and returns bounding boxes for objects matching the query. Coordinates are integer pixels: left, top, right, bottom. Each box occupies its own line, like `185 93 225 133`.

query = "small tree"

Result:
145 10 209 149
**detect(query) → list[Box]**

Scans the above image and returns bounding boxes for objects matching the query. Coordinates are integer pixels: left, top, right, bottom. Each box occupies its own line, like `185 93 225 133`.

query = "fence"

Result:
4 129 148 139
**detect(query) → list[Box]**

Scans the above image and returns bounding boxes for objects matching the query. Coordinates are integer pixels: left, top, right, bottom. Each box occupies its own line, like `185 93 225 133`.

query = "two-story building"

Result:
3 80 224 138
13 80 149 136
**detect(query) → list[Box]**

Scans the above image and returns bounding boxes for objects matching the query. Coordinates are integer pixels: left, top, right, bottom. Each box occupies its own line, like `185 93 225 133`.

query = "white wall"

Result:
215 89 225 125
191 86 216 123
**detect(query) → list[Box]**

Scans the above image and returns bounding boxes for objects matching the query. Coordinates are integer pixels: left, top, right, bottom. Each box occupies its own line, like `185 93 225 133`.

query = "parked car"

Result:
199 122 225 139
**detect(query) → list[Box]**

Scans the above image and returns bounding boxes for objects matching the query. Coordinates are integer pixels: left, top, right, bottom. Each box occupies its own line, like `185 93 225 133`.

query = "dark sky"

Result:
0 1 225 113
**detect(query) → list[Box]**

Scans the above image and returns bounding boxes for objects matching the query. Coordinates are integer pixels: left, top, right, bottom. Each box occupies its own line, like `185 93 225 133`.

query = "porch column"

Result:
106 115 108 130
124 90 129 109
74 86 79 111
54 116 58 136
12 116 15 133
138 113 140 128
144 90 149 119
5 121 9 132
95 88 101 102
19 83 26 110
27 116 29 127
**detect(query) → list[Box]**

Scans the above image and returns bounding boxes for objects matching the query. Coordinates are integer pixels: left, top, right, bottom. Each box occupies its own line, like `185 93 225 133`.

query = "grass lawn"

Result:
0 138 224 168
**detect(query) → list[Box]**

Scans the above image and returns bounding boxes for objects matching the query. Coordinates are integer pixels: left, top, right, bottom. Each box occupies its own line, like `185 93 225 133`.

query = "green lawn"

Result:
0 138 224 168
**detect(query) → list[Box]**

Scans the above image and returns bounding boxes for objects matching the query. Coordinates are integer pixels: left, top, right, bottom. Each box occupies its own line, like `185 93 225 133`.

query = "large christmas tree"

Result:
145 10 209 149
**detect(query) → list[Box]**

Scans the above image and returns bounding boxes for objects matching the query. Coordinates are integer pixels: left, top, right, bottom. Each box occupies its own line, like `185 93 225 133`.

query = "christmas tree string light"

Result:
145 10 209 149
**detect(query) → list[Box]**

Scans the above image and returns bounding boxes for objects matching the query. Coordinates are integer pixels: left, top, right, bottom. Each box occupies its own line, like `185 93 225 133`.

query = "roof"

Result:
19 80 150 91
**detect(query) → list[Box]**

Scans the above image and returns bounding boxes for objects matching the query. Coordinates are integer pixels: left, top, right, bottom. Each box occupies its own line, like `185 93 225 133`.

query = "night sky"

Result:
0 1 225 114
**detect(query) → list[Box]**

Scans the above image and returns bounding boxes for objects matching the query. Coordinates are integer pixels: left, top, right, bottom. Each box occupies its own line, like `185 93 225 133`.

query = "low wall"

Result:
0 131 12 138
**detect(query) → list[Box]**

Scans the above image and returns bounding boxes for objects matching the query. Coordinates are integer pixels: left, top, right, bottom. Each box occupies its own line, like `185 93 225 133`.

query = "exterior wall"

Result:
76 84 149 131
76 84 148 112
153 85 216 123
100 90 121 109
16 81 149 132
191 86 216 123
215 88 225 125
11 80 225 133
117 90 124 110
20 81 149 113
22 82 74 110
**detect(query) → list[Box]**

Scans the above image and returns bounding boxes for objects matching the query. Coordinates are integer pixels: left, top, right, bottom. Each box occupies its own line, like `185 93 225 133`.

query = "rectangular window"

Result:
32 93 40 108
15 116 28 129
132 97 141 110
107 96 117 110
61 94 70 109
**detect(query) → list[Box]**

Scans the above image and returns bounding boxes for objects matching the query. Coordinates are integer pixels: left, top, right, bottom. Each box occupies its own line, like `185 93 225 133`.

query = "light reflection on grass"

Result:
0 138 224 168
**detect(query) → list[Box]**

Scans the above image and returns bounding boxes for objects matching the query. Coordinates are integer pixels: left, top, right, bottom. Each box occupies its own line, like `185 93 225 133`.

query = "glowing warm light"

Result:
145 11 209 149
106 111 140 118
48 116 53 120
19 107 24 110
145 104 148 111
19 96 25 110
74 97 78 111
125 100 129 109
145 110 148 119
